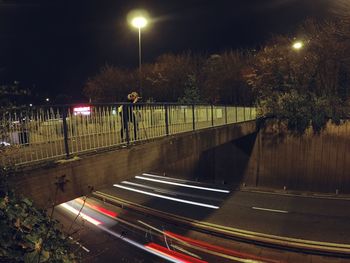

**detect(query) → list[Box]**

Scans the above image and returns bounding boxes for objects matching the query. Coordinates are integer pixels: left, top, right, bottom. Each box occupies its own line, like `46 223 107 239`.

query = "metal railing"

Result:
0 103 256 167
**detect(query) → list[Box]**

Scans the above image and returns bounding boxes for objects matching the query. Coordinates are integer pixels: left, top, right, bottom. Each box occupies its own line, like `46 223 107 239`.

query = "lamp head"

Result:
127 9 150 30
292 41 303 50
131 16 147 29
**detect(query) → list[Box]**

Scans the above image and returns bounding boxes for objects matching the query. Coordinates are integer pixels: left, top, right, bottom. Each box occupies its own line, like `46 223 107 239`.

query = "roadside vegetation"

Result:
0 104 77 262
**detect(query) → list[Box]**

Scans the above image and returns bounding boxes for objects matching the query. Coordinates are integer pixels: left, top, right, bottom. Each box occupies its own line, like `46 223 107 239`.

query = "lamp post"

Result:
131 16 148 96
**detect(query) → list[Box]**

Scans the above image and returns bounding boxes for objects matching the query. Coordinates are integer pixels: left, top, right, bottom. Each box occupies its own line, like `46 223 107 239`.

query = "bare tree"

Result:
84 65 137 102
201 51 253 105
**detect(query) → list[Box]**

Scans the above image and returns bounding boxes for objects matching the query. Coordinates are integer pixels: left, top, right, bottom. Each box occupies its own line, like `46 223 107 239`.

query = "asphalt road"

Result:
98 172 350 244
53 172 350 262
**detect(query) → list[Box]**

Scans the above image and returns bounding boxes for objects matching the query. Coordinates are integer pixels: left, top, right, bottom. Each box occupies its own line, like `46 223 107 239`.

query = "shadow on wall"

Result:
195 132 257 187
129 132 258 226
152 132 258 188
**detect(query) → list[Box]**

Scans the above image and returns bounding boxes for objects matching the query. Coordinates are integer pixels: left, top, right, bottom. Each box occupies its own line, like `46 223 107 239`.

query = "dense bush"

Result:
0 192 76 262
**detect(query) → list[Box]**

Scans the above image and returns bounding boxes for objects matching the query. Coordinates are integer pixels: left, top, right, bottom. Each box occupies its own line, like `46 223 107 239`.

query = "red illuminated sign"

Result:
73 106 91 116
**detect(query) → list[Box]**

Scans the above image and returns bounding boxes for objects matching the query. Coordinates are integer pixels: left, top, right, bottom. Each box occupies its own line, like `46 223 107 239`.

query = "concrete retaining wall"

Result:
242 120 350 194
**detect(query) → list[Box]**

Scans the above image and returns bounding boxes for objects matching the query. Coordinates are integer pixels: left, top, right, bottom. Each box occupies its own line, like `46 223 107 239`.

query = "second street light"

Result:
131 15 148 96
292 41 303 50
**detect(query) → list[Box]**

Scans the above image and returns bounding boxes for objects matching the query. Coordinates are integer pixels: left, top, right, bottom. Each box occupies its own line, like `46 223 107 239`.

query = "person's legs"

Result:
133 117 138 139
120 113 129 142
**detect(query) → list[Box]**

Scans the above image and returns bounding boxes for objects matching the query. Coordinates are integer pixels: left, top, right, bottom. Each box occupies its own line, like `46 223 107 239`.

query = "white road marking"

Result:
135 175 230 193
252 207 288 213
69 236 90 253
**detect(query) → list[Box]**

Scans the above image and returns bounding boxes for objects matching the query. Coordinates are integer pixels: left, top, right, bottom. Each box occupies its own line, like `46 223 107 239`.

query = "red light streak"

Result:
145 243 208 263
164 231 282 263
76 198 118 218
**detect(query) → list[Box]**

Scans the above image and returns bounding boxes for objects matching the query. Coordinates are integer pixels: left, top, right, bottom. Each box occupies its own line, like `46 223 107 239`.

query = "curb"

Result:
240 187 350 201
93 191 350 257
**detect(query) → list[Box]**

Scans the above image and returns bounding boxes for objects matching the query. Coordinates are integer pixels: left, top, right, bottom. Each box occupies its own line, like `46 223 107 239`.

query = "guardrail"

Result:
0 103 256 167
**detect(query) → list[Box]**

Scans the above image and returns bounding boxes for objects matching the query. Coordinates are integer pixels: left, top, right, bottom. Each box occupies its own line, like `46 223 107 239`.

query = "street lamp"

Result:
292 41 303 50
131 15 148 96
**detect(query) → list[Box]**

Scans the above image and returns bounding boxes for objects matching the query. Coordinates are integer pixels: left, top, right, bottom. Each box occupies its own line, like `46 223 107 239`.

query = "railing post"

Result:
165 104 169 135
235 106 238 122
126 104 130 145
62 107 70 159
225 105 228 124
243 107 246 121
192 104 195 131
211 104 214 126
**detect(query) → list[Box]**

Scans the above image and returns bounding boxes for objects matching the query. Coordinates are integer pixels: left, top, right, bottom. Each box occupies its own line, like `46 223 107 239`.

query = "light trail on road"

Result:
75 197 118 217
135 175 230 193
59 196 298 262
60 203 102 225
137 220 281 263
113 183 220 209
60 201 187 262
146 242 208 263
121 180 223 201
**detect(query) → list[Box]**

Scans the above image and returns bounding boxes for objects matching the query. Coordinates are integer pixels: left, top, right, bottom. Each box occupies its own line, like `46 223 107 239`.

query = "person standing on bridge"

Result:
119 91 141 142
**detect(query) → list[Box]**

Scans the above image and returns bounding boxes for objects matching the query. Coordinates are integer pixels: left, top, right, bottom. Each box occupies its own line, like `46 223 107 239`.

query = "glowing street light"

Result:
131 16 148 29
128 10 149 96
292 41 303 50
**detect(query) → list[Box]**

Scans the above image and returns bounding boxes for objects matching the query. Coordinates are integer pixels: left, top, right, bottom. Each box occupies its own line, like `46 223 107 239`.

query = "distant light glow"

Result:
45 98 50 102
292 41 303 50
131 16 148 28
135 175 230 193
60 203 101 225
73 106 91 116
127 9 150 29
113 184 219 209
29 103 33 107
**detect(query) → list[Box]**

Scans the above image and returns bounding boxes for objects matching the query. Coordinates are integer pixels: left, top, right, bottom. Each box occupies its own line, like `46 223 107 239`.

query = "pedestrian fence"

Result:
0 104 256 167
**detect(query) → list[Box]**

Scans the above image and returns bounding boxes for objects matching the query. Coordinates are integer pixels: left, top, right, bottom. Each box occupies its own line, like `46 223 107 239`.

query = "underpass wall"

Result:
11 121 256 208
243 120 350 194
161 132 257 186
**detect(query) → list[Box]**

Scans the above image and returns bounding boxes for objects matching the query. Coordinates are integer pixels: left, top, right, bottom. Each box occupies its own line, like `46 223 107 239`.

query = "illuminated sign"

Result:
73 106 91 116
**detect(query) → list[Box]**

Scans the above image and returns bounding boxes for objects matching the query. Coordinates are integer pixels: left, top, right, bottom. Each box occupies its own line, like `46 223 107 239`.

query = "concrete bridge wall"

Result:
11 121 256 207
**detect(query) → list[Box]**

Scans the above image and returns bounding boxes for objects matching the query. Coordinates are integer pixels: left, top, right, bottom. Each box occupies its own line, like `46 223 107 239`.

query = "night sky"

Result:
0 0 332 101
